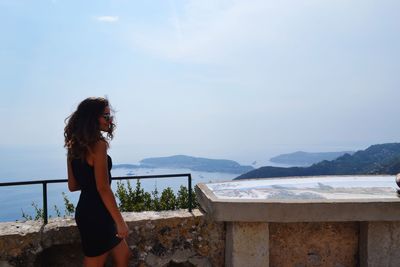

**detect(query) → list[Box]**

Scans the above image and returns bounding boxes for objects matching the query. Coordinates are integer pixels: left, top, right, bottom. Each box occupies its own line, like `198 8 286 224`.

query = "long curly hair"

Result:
64 97 116 160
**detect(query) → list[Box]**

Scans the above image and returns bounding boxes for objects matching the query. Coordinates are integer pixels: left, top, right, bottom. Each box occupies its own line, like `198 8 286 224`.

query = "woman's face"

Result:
98 106 113 132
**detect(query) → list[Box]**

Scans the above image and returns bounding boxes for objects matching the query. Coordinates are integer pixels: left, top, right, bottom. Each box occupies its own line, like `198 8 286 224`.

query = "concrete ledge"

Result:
196 181 400 222
196 176 400 265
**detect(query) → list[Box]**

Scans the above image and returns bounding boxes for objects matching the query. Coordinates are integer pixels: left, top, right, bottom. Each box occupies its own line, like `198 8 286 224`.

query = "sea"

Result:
0 144 292 222
0 166 238 222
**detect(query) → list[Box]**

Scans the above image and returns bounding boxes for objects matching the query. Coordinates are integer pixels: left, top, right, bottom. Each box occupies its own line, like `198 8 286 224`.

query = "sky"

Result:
1 0 400 165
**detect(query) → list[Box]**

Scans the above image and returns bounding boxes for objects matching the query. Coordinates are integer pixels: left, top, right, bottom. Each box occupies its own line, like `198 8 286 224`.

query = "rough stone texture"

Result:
225 222 269 267
269 222 358 267
0 209 225 267
123 210 224 267
0 220 43 267
33 243 83 267
359 221 400 267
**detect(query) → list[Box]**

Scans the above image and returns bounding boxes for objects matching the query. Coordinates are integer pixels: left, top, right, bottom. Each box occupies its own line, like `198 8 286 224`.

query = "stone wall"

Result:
1 210 389 267
0 209 225 267
269 222 359 267
224 221 359 267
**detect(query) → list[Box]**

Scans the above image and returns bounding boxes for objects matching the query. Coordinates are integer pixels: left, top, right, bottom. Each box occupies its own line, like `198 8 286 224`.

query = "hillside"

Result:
236 143 400 179
270 151 354 166
114 155 254 174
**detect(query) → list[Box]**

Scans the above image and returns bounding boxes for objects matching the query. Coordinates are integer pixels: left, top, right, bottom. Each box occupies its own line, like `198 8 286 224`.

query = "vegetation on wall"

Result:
21 179 198 221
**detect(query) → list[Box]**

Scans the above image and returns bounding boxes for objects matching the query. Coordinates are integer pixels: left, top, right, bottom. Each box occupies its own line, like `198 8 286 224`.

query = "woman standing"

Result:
64 97 131 267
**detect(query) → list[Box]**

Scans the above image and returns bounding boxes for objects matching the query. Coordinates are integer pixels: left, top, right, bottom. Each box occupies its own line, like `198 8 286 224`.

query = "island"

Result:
114 155 254 174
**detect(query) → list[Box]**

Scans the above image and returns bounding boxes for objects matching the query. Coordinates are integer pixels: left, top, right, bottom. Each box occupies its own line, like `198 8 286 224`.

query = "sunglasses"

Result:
102 113 113 121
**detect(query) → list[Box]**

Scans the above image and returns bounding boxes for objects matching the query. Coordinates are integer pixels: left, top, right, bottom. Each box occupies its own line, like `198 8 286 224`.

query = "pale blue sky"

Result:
1 0 400 164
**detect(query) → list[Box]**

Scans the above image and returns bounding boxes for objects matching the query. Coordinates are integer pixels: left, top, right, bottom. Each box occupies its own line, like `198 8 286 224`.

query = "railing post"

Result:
43 182 48 224
188 173 192 212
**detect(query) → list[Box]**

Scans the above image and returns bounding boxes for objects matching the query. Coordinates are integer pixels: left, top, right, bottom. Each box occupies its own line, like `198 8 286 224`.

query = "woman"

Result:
64 97 131 267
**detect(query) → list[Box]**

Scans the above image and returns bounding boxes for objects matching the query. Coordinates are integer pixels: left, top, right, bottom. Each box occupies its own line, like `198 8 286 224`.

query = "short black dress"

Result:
71 155 122 257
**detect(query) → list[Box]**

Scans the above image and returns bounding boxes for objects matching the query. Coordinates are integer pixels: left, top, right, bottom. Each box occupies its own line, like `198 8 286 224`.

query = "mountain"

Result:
114 155 254 174
236 143 400 179
270 151 354 166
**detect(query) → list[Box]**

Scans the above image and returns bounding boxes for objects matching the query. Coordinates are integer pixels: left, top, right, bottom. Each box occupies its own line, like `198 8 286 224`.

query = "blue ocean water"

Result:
0 145 239 222
0 143 302 222
0 167 237 222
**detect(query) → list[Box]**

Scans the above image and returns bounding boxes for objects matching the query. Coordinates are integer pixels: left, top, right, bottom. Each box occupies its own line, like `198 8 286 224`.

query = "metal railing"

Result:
0 173 193 224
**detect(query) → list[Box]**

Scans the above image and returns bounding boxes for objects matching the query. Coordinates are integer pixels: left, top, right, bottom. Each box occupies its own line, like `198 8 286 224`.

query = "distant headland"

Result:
114 155 254 174
236 143 400 180
270 151 354 166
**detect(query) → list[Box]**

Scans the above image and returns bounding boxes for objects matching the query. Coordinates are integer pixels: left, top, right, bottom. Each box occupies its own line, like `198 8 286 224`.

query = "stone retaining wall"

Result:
0 209 225 267
2 210 388 266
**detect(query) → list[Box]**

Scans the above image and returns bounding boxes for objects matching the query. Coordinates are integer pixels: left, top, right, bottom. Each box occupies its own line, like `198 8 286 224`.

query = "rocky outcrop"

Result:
0 209 225 267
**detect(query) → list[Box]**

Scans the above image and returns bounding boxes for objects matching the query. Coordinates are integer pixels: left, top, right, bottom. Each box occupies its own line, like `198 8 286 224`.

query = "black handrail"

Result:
0 173 193 224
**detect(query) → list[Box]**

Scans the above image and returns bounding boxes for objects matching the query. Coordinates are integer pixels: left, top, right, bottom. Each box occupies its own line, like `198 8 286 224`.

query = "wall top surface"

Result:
204 175 398 202
196 176 400 222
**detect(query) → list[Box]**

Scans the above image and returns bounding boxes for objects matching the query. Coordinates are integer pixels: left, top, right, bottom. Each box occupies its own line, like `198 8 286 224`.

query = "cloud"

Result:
95 16 119 23
127 0 306 64
126 0 389 66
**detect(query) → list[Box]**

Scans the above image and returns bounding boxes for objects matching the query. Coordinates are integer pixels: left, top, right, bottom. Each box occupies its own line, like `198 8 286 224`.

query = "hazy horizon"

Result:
0 141 381 181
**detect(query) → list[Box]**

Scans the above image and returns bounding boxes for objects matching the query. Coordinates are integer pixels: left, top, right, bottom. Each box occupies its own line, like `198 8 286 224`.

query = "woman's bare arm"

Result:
93 140 129 238
67 159 81 192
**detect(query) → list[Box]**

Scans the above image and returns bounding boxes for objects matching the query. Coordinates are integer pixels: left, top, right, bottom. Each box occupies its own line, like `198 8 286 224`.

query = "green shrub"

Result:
177 185 188 209
21 178 198 221
62 192 75 216
160 187 176 210
114 179 197 212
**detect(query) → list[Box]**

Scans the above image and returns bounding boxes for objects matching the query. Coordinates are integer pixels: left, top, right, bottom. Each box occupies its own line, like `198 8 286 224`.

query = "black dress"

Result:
71 155 122 257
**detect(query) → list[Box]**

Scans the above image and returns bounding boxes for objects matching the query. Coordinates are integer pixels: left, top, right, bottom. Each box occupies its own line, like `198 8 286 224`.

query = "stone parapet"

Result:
0 209 225 267
196 177 400 266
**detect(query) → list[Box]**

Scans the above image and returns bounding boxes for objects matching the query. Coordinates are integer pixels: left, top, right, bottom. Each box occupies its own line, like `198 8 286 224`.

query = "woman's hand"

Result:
396 173 400 188
116 220 129 239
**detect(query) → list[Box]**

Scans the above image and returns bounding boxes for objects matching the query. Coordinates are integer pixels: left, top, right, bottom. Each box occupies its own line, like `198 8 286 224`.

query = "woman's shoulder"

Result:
92 139 109 154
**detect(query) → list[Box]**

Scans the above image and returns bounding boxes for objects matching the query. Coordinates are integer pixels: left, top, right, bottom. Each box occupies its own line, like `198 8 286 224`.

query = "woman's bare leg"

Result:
83 251 109 267
111 239 131 267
